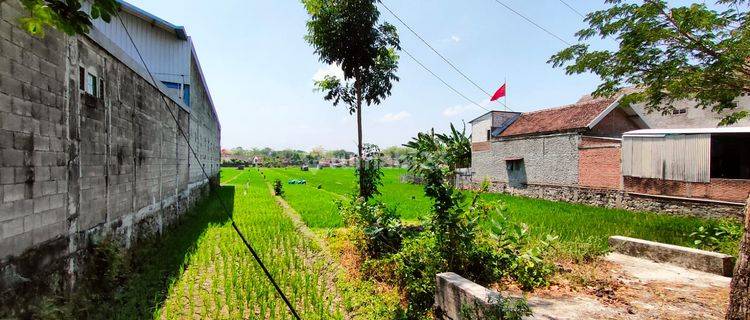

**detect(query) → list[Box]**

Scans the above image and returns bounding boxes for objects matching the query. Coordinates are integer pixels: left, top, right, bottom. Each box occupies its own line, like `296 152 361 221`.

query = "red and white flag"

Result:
490 83 506 101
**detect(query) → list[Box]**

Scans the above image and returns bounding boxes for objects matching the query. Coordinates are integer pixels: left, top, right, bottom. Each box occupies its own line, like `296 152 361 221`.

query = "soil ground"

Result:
518 253 730 319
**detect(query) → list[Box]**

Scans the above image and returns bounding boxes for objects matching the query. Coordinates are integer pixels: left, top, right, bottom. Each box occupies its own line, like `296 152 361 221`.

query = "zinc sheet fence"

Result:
622 134 710 183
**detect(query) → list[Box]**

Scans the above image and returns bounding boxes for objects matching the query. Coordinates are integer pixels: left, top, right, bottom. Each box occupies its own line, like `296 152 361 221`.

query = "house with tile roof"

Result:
470 97 647 189
466 96 748 218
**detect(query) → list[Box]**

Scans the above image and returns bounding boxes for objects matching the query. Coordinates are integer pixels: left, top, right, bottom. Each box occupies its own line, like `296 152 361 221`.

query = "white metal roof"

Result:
623 127 750 136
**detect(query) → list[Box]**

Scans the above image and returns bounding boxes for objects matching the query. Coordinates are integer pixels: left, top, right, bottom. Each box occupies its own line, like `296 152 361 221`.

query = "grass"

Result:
112 170 345 319
256 167 741 258
262 167 432 222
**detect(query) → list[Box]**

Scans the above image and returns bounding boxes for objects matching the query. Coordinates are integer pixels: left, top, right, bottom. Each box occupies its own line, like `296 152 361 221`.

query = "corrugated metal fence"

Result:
622 134 711 183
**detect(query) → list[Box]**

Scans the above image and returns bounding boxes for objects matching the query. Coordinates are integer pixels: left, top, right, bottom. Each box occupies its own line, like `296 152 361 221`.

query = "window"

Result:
161 81 191 106
710 134 750 179
486 130 491 141
80 66 102 98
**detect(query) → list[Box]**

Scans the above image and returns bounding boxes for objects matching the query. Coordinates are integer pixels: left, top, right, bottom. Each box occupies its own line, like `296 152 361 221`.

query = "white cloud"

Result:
442 104 473 117
312 64 344 82
380 111 411 122
442 99 493 118
440 35 461 44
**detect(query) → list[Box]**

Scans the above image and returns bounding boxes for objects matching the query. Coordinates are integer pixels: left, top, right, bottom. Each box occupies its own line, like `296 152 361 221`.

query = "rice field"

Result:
114 170 345 319
106 166 740 319
256 167 741 257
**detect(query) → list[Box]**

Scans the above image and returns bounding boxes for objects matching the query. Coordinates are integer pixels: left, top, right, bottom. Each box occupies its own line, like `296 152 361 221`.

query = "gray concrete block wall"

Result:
0 0 69 258
0 0 221 280
472 133 581 186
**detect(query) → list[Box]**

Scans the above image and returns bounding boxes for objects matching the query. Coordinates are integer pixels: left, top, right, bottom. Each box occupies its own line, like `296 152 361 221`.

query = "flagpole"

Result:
504 76 508 111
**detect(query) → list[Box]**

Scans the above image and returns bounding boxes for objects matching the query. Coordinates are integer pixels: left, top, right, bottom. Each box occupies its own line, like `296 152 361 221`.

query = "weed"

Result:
273 178 284 196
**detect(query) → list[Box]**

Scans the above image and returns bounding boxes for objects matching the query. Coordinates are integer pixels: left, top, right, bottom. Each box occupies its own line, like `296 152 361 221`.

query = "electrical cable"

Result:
114 12 302 320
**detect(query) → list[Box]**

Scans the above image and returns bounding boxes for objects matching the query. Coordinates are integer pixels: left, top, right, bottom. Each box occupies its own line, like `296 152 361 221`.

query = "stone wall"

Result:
471 133 580 186
0 0 220 289
458 180 744 219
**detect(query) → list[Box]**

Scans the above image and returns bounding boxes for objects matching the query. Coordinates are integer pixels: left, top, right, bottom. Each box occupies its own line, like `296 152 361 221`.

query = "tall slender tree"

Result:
302 0 400 199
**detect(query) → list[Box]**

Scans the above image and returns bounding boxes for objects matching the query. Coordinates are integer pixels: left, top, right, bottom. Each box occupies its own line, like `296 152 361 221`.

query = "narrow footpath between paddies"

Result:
110 169 348 319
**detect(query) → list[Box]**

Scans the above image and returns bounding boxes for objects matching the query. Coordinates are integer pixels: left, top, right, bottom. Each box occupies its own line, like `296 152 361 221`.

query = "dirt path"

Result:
264 182 353 319
520 253 730 319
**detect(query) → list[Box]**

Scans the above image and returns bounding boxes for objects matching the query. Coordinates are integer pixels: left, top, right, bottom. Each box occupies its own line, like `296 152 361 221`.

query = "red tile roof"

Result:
499 98 616 137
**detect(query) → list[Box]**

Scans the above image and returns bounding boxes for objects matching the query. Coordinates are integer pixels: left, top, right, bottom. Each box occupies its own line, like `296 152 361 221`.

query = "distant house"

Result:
467 96 749 217
470 97 647 189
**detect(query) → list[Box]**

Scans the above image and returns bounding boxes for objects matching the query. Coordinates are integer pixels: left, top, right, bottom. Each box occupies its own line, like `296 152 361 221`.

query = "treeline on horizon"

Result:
221 146 412 167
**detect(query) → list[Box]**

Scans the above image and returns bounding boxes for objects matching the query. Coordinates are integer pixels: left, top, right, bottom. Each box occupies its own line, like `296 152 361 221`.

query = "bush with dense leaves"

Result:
273 179 284 196
338 196 403 258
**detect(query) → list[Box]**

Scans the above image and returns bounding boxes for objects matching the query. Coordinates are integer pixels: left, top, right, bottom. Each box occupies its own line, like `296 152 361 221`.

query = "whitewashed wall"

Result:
471 114 492 143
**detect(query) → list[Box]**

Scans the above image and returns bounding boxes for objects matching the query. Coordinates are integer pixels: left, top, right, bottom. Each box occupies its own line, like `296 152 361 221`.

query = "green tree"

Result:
403 123 471 173
302 0 400 198
549 0 750 126
549 2 750 317
19 0 119 37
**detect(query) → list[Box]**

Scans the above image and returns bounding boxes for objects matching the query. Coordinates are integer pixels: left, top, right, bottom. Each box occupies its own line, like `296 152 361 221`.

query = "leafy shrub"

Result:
355 144 384 201
394 234 444 317
689 220 742 252
339 196 403 257
487 205 557 290
273 179 284 196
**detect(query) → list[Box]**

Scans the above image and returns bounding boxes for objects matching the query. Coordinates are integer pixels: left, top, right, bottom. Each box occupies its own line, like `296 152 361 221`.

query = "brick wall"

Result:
589 107 642 137
578 137 622 189
625 177 750 203
0 0 220 282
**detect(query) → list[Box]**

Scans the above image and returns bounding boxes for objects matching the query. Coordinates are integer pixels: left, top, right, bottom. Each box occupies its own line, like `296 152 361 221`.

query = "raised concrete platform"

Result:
609 236 735 276
435 272 501 319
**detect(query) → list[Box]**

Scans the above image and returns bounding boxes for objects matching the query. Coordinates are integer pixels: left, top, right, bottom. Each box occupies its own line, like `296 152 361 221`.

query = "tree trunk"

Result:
727 196 750 320
355 77 365 199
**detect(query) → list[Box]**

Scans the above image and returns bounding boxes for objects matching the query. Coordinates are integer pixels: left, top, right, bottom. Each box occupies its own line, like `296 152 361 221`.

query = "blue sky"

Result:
128 0 616 151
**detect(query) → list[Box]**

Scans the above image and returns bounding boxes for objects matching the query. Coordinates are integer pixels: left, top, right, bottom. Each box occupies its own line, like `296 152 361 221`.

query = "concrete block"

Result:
435 272 502 320
0 167 13 184
48 193 64 209
33 195 50 213
3 183 24 202
2 216 23 238
609 236 735 276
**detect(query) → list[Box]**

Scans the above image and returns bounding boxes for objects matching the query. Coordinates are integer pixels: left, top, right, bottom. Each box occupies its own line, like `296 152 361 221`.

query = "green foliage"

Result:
355 143 384 201
549 0 750 125
689 220 742 251
19 0 119 37
303 0 400 109
403 123 471 173
489 211 557 290
338 196 403 257
394 234 444 317
273 178 284 196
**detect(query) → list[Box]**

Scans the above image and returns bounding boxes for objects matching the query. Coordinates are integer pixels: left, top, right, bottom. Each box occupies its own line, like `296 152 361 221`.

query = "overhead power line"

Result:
557 0 586 19
115 13 302 320
378 1 490 97
491 0 572 46
377 1 515 113
400 47 490 112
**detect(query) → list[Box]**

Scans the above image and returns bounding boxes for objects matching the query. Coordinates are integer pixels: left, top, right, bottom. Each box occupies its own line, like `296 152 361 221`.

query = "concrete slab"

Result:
609 235 735 276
